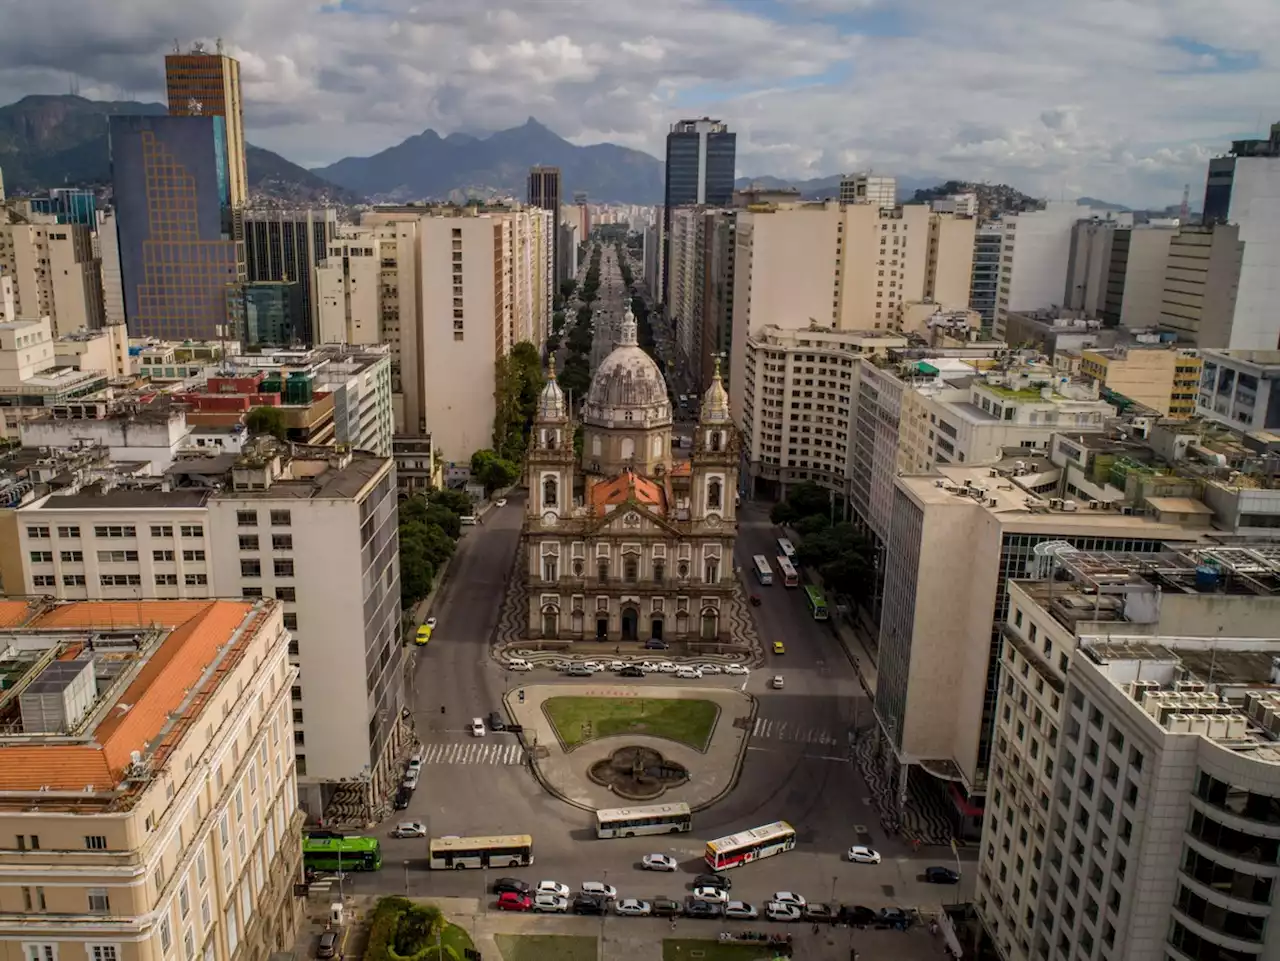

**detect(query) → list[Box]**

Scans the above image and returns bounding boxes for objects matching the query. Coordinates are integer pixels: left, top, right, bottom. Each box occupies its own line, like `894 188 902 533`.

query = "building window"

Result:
62 574 86 586
543 476 558 507
236 511 257 527
624 557 639 582
707 479 722 511
159 915 173 954
93 525 136 538
88 888 110 912
25 946 56 961
57 525 80 538
270 510 292 526
26 526 50 538
273 559 294 577
185 574 208 586
150 525 173 537
273 587 295 602
30 551 53 563
32 575 55 587
84 835 108 850
182 550 205 562
238 535 259 551
705 560 719 583
241 560 261 578
271 534 293 550
180 525 203 538
97 550 138 563
60 551 83 563
154 550 175 562
543 558 557 581
88 947 117 961
654 560 665 583
155 574 178 586
283 613 298 630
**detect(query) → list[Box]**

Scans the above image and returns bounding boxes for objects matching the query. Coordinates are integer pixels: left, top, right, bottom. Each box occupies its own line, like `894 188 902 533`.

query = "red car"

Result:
497 892 533 912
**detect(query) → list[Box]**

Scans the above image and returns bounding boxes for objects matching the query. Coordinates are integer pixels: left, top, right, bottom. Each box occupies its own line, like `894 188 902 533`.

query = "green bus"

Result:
302 835 383 872
804 585 829 621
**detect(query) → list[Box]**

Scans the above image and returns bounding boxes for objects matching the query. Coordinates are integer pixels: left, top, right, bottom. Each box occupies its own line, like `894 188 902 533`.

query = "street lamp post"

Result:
403 860 410 895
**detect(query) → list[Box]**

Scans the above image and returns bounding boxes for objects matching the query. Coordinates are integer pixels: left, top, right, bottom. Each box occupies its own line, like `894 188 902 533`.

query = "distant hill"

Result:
911 179 1042 218
0 94 358 204
314 118 665 205
1078 196 1130 212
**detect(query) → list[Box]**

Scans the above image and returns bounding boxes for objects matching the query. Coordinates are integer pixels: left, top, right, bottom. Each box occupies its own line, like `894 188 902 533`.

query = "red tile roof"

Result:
589 470 666 513
0 600 37 628
0 601 258 792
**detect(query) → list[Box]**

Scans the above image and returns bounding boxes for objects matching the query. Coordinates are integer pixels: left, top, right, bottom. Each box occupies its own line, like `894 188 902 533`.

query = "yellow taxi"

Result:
415 624 433 646
772 640 786 655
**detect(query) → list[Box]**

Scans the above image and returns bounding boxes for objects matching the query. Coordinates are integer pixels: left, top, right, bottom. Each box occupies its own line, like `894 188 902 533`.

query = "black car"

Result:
803 903 835 922
619 666 645 678
693 872 730 891
838 905 878 926
684 898 725 919
493 878 530 895
651 897 682 918
487 711 506 732
393 786 411 810
924 866 961 884
573 895 607 915
644 639 670 650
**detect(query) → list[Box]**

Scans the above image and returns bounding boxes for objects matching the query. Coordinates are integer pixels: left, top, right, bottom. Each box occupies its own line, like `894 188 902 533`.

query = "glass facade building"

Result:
240 281 304 348
109 114 246 340
662 118 736 301
243 209 336 345
28 188 97 226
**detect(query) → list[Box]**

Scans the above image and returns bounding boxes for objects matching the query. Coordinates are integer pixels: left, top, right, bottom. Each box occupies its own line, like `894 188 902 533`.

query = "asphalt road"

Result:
357 474 972 915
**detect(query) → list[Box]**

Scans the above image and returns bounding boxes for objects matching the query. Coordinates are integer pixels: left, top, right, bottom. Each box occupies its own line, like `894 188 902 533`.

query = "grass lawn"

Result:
494 934 596 961
417 922 474 960
543 696 719 751
663 940 781 961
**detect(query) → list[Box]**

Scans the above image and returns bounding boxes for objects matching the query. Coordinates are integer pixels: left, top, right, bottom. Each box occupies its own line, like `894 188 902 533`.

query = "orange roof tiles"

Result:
0 600 257 792
0 600 37 628
590 470 666 513
669 461 691 477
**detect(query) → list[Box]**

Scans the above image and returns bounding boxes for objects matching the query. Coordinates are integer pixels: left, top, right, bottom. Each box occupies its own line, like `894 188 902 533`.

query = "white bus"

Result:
752 555 774 586
776 555 799 588
777 538 796 560
595 803 693 839
704 820 797 870
427 834 533 869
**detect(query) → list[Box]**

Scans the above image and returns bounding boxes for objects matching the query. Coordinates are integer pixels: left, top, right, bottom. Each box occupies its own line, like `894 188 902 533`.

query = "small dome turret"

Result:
537 356 567 421
700 355 731 424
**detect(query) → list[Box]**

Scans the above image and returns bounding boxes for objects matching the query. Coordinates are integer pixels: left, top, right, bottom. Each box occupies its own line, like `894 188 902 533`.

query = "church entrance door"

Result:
621 607 639 641
651 618 664 641
596 617 608 640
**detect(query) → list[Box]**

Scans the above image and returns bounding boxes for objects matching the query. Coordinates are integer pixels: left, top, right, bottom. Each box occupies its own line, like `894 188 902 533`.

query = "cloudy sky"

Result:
1 0 1276 206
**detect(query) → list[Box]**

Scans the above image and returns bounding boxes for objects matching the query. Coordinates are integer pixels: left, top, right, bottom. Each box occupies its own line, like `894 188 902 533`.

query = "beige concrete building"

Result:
0 220 105 336
54 325 131 381
1100 225 1176 329
728 202 975 422
12 440 406 820
1078 345 1201 418
839 173 896 208
0 319 110 439
873 461 1204 833
1159 224 1247 347
977 545 1280 961
96 210 127 329
0 597 303 961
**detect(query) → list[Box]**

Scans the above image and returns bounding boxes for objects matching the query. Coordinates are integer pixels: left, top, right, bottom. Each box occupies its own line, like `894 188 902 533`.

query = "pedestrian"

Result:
440 705 446 715
812 923 819 935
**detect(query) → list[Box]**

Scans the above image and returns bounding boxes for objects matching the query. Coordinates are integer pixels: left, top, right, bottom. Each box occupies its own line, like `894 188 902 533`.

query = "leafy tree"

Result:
566 322 593 356
552 311 566 333
573 424 584 458
546 334 561 353
427 487 473 517
576 305 593 326
559 278 577 301
785 481 833 520
558 354 591 398
422 503 461 540
470 449 519 493
795 513 831 537
245 405 287 441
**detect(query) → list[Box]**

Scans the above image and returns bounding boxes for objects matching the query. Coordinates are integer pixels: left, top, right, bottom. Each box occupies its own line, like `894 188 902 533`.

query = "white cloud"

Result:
0 0 1274 205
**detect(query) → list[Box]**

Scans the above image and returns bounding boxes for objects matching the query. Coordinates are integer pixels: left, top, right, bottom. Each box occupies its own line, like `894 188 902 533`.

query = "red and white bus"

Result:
776 555 799 588
704 820 797 870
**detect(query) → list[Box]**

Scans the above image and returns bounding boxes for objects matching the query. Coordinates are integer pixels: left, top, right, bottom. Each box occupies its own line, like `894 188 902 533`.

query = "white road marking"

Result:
416 741 525 765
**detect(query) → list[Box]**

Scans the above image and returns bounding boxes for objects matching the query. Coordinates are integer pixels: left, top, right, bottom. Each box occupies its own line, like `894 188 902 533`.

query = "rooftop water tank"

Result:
1195 564 1221 591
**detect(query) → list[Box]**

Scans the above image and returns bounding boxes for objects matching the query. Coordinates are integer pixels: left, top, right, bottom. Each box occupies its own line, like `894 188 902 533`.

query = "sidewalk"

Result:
504 683 755 812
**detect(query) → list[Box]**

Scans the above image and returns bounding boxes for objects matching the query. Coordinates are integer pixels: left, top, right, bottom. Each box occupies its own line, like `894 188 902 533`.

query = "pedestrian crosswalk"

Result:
418 742 526 765
751 716 843 747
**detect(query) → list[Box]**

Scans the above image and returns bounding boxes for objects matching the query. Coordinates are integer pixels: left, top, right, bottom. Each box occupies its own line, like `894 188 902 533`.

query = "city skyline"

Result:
0 0 1274 207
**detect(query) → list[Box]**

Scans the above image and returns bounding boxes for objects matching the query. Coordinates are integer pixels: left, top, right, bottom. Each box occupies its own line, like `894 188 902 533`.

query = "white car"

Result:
723 664 749 676
675 666 703 679
391 821 427 838
848 845 882 864
654 661 678 674
425 617 437 629
770 675 785 689
638 661 659 673
470 718 486 737
581 661 605 673
506 658 533 672
607 660 626 672
406 748 424 772
772 892 806 908
691 885 728 904
580 881 617 900
698 664 722 675
533 894 568 913
495 498 507 508
536 881 570 898
725 901 758 920
641 853 678 872
615 898 652 916
402 769 420 790
765 902 803 922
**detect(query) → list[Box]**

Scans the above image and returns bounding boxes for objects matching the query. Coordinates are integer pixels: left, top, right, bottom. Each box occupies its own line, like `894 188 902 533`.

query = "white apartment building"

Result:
20 404 191 472
0 318 110 439
840 174 897 208
11 440 406 819
728 202 975 422
873 461 1204 832
54 325 131 380
996 203 1109 338
0 597 303 961
1196 349 1280 433
0 220 105 336
978 545 1280 961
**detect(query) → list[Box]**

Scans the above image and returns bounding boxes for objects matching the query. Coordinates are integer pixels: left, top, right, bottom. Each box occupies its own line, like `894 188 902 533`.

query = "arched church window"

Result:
710 431 723 452
708 479 722 511
625 411 634 422
543 476 558 507
546 430 557 450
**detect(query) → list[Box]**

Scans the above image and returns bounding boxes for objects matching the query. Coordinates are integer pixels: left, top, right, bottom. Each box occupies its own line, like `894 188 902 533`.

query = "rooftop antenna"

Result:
1179 184 1190 222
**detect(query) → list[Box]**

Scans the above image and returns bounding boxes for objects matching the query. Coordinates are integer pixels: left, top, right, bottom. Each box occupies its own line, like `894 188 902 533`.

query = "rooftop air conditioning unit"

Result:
1225 715 1250 739
1049 498 1065 508
1062 500 1079 511
1088 500 1100 510
1167 713 1193 733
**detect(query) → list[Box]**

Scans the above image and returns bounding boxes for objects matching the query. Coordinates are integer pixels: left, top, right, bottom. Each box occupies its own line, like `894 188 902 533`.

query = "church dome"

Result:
582 307 671 428
700 356 731 424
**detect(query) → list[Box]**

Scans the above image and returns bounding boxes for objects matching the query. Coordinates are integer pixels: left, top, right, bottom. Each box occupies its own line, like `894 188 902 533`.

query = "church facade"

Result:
522 308 739 644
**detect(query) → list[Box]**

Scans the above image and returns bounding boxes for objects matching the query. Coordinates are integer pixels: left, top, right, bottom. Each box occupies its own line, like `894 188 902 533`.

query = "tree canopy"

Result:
245 406 287 441
397 489 472 609
491 341 543 462
771 482 877 603
470 449 520 493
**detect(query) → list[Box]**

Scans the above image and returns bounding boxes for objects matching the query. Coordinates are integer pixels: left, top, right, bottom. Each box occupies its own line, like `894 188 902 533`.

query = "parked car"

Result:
493 878 530 895
698 664 722 675
691 885 729 904
724 901 758 920
683 899 724 919
619 665 646 678
317 932 340 959
572 895 607 916
675 666 703 679
506 657 533 671
533 894 568 913
644 639 670 650
536 881 571 898
654 661 678 673
393 786 411 810
878 907 911 928
770 675 785 689
402 769 420 790
606 660 626 671
496 892 532 912
694 873 731 890
407 747 424 770
615 899 652 917
469 718 486 737
582 661 605 673
650 897 682 918
642 853 678 872
765 902 803 922
565 664 593 677
724 664 749 675
838 905 878 926
772 892 806 908
391 821 427 839
925 866 961 884
803 903 835 922
487 711 506 732
580 881 617 900
848 845 881 864
637 661 659 673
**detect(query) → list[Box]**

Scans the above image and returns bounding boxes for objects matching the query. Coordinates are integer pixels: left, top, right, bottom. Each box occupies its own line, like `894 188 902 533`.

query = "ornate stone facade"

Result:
523 311 738 644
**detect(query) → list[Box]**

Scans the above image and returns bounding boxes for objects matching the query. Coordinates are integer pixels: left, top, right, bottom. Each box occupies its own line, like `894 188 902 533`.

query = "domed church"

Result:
523 306 739 644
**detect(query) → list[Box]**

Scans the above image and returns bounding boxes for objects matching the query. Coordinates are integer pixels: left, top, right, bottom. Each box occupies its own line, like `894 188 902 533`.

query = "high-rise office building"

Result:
969 222 1004 330
839 173 897 208
110 114 246 340
528 166 562 283
243 208 337 345
165 41 249 208
662 118 735 299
